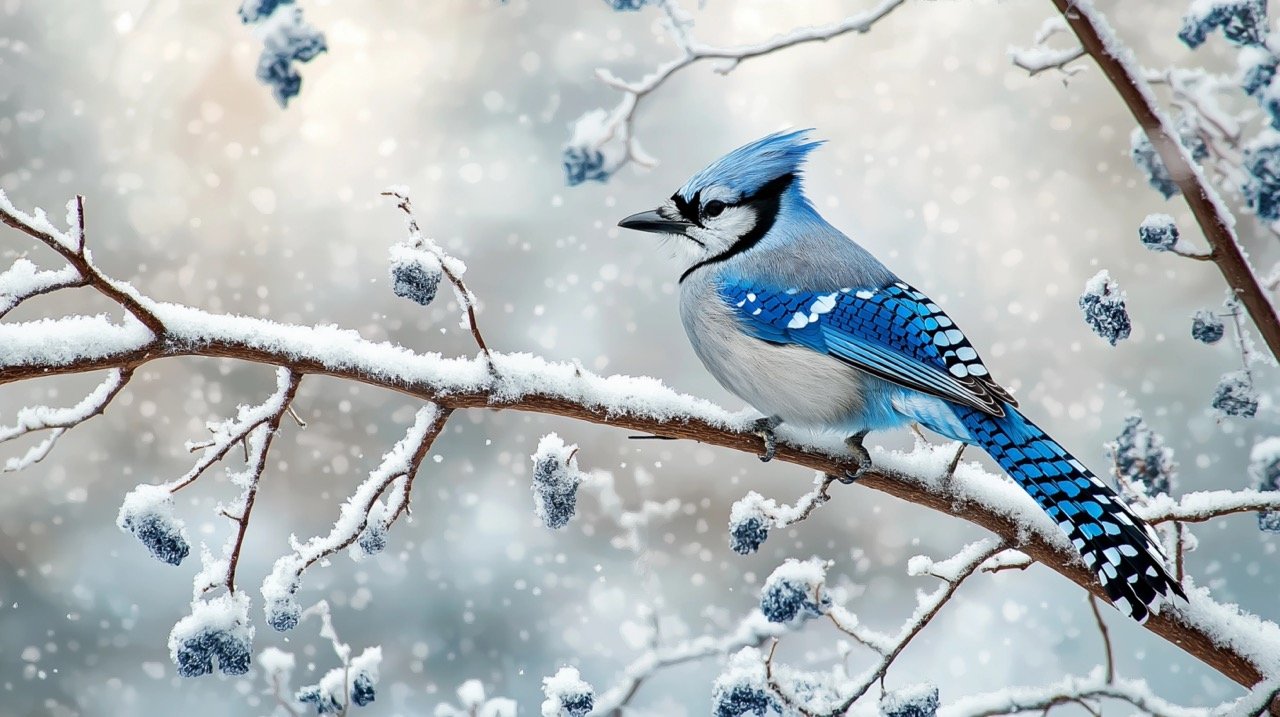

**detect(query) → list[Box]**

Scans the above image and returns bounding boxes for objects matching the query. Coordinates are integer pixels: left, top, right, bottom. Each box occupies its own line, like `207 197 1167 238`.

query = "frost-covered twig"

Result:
221 368 301 593
824 540 1004 714
0 194 1277 697
0 258 84 318
170 369 301 494
261 405 449 632
0 192 165 335
591 612 787 715
945 669 1280 717
381 189 492 367
1009 17 1085 77
1047 0 1280 362
576 0 906 180
0 368 131 471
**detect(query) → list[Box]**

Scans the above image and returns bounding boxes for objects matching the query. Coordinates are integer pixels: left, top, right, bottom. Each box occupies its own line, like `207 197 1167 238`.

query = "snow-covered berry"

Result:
1107 414 1177 498
730 515 769 555
357 522 388 556
262 565 303 632
1178 0 1267 48
169 593 255 677
1138 213 1179 252
298 684 343 714
563 109 628 186
1129 125 1208 199
531 434 584 530
389 243 444 307
728 492 772 554
880 683 940 717
238 0 290 23
1243 136 1280 221
1078 270 1131 346
712 648 773 717
1250 438 1280 533
604 0 648 9
541 666 594 717
252 5 327 107
760 558 830 623
351 672 376 707
117 484 190 566
1212 370 1258 418
1241 46 1279 96
1191 310 1226 344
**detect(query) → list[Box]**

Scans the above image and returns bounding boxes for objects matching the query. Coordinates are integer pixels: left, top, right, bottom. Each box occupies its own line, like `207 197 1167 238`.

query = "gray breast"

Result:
678 270 866 428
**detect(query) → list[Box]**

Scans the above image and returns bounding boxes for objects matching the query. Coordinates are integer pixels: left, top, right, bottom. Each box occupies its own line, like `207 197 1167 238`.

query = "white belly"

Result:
679 287 865 427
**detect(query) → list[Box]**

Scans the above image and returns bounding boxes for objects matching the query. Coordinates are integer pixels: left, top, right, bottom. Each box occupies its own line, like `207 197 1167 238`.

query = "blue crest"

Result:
677 129 824 201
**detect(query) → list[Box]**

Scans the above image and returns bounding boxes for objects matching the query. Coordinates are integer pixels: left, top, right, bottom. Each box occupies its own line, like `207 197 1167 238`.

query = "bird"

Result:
617 129 1185 623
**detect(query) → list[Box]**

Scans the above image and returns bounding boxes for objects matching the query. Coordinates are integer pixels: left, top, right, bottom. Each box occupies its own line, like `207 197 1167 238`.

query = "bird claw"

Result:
751 417 781 463
841 431 872 483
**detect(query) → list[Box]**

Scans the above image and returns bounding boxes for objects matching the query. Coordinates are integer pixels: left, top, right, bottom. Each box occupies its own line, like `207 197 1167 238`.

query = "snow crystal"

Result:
168 592 254 677
116 484 190 566
760 558 830 623
540 666 594 717
531 434 584 529
1078 270 1131 346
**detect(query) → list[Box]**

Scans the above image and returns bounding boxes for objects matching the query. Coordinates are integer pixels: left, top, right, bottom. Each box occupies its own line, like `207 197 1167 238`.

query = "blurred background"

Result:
1 0 1277 714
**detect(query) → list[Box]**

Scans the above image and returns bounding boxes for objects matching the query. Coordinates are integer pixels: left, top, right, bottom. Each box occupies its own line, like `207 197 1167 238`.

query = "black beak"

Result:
618 209 692 236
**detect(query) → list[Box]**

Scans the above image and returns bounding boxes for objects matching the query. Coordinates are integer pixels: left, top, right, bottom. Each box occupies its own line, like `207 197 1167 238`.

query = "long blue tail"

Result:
954 404 1185 622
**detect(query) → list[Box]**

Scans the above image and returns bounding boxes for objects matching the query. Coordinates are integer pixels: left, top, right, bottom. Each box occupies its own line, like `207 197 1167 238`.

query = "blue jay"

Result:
619 129 1184 623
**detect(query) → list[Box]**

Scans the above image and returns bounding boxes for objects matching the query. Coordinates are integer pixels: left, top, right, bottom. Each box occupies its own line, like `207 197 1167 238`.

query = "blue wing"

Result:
721 278 1016 416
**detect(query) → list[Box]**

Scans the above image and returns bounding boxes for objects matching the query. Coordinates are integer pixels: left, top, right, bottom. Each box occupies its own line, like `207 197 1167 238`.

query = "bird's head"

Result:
618 129 824 274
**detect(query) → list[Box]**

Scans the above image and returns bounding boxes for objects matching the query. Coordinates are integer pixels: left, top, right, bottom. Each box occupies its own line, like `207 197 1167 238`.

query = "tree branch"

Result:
2 196 1277 699
1048 0 1280 362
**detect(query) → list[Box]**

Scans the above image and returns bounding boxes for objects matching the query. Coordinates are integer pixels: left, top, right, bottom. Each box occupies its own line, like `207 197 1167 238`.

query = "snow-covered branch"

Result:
2 192 1278 707
0 367 131 471
1042 0 1280 362
566 0 906 183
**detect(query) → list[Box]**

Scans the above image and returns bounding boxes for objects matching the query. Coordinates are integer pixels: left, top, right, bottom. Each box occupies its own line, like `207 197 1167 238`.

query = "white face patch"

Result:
685 205 758 259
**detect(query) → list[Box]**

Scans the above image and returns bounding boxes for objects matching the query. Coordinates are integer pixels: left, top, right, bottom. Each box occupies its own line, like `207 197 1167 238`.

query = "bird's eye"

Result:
703 200 726 218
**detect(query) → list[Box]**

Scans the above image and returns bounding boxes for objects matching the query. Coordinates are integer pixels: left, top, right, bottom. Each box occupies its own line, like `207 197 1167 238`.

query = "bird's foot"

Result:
751 416 782 463
841 431 872 483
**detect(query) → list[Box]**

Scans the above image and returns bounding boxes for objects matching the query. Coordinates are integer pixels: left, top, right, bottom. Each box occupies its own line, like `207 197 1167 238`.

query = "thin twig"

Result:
1088 596 1115 684
1050 0 1280 362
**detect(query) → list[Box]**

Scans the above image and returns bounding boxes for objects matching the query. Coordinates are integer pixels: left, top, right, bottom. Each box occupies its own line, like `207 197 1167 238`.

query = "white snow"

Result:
540 666 593 717
0 258 80 316
257 647 295 679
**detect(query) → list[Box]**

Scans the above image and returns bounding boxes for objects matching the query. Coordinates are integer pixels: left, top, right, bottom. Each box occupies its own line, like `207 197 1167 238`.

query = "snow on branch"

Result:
0 367 131 471
1009 16 1085 77
2 192 1279 706
1041 0 1280 363
567 0 906 184
0 258 84 319
261 404 448 633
